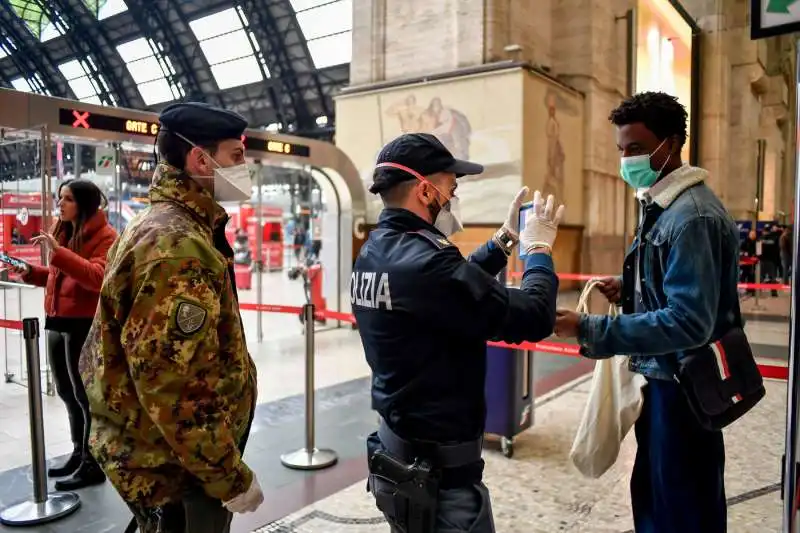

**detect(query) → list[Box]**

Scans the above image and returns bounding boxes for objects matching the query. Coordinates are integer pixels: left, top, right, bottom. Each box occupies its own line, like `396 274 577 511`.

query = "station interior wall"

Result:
339 0 797 286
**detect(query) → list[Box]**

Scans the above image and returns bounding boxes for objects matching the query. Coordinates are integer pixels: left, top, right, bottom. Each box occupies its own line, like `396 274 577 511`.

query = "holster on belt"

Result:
366 420 483 533
368 450 438 533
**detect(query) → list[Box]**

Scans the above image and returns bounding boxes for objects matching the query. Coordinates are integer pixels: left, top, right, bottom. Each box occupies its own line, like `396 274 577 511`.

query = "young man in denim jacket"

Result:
555 92 741 533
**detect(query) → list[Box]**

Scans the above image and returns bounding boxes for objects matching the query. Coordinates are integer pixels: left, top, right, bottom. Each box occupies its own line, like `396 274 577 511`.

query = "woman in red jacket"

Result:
11 179 117 491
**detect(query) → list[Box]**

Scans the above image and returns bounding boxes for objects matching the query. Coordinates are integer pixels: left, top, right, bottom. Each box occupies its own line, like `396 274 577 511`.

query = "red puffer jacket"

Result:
24 211 117 318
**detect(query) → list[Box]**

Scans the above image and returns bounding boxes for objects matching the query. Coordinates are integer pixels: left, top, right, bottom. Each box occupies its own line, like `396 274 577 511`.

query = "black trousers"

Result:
127 486 233 533
46 323 93 461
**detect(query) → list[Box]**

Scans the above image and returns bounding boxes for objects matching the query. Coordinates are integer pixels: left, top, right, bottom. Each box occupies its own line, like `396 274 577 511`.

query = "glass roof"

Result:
86 0 128 20
2 0 350 108
291 0 352 68
10 73 51 95
8 1 126 42
11 77 33 92
117 37 184 105
58 59 116 105
9 0 57 41
189 7 268 90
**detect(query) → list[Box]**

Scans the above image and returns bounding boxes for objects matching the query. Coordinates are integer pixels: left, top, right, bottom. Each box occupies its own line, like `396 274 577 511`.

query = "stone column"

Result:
692 3 730 199
551 0 631 284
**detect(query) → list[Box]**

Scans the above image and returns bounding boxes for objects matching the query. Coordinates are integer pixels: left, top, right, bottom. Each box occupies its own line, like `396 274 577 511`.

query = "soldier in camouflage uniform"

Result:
79 103 262 533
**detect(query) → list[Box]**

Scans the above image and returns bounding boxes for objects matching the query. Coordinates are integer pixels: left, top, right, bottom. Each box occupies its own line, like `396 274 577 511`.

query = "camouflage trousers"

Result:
127 486 232 533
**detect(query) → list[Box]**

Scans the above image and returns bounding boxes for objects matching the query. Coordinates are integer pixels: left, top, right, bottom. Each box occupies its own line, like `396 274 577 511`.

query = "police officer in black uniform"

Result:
353 133 565 533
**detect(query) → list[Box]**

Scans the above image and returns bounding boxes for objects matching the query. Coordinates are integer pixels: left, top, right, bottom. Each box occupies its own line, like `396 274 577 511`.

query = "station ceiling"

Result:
0 0 352 141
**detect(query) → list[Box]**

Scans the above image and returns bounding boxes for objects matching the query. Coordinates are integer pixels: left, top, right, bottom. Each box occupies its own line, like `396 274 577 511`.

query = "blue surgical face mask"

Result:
619 139 670 189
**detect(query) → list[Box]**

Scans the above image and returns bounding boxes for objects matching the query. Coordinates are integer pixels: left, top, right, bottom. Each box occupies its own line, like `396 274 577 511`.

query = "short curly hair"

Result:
608 91 688 148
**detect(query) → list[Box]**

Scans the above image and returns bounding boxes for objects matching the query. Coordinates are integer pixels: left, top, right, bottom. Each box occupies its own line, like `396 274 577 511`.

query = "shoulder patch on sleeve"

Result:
173 299 208 336
408 230 456 250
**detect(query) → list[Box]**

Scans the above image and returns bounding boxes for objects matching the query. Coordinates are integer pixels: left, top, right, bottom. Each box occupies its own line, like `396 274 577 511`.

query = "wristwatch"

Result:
492 227 519 256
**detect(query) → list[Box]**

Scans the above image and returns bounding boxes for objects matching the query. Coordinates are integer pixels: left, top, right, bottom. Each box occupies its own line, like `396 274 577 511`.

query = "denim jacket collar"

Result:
579 164 740 381
636 164 708 209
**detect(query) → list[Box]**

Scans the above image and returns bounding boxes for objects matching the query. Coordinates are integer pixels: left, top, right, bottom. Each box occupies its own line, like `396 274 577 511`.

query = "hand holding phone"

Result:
518 190 565 256
0 252 29 275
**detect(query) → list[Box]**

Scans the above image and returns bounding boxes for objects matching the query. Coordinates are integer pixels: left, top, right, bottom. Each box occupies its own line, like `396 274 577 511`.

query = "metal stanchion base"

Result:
280 448 338 471
0 491 80 526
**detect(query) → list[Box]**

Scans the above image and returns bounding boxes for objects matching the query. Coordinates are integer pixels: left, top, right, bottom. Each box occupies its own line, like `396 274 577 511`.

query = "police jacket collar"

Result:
378 207 445 236
149 163 229 231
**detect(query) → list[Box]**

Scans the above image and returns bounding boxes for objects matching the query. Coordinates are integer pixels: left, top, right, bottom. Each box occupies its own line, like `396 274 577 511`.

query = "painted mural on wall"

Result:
384 95 473 161
334 70 584 225
542 89 580 204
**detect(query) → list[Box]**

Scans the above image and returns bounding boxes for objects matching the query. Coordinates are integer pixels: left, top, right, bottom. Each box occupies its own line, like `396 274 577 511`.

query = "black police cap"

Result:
369 133 484 194
158 102 248 145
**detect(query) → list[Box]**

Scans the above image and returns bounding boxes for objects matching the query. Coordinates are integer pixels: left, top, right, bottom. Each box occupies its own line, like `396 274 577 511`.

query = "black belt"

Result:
378 420 482 469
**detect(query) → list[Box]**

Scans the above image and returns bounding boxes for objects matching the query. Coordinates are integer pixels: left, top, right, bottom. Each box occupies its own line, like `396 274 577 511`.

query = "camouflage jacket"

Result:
79 163 257 507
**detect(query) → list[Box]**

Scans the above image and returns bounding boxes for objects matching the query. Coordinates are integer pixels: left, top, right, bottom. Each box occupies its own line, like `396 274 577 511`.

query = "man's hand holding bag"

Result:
568 279 647 479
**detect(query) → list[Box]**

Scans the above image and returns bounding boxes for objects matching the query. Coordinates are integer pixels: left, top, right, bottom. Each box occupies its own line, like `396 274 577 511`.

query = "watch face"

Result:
502 237 513 247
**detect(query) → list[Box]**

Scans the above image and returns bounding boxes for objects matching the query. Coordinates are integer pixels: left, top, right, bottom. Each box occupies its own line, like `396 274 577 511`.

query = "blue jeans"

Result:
631 378 726 533
386 482 495 533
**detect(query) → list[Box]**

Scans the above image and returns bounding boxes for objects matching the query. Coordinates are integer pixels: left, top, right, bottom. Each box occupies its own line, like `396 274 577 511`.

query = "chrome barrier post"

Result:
256 165 264 344
782 37 800 533
280 303 338 470
753 260 766 311
0 318 80 526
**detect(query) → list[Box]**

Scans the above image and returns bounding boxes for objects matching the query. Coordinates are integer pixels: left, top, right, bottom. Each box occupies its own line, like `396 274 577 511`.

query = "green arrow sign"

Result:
767 0 800 14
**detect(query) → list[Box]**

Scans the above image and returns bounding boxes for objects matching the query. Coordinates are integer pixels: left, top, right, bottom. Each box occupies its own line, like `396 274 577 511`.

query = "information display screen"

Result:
242 137 311 157
59 107 160 137
58 108 311 157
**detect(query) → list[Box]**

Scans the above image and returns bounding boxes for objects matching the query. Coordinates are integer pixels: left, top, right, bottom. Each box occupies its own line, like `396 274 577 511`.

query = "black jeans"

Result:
46 322 93 461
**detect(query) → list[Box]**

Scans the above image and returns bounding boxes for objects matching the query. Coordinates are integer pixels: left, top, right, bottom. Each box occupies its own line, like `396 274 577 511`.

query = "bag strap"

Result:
576 278 618 317
731 289 745 329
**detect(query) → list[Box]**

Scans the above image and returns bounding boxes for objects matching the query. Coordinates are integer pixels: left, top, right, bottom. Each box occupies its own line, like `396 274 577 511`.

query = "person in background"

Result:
6 179 116 491
781 225 793 284
760 224 781 296
293 224 306 262
79 102 261 533
11 227 25 245
555 92 739 533
309 218 322 260
741 229 758 296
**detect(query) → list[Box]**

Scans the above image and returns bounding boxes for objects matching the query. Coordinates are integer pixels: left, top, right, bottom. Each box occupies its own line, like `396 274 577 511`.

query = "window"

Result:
10 74 50 95
58 59 115 105
117 37 184 105
292 0 352 68
189 7 267 90
84 0 128 20
11 77 32 92
9 1 65 42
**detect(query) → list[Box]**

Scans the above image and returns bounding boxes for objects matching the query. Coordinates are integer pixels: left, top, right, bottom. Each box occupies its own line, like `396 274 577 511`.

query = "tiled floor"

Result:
739 291 790 320
256 377 788 533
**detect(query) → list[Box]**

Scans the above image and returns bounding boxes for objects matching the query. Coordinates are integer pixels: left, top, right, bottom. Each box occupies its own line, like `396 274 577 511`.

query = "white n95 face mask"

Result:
213 163 253 203
171 131 253 202
434 196 463 237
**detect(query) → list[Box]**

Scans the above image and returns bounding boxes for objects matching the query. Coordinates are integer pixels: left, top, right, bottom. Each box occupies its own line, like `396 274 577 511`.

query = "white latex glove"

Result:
503 186 530 236
520 190 565 254
223 474 264 514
